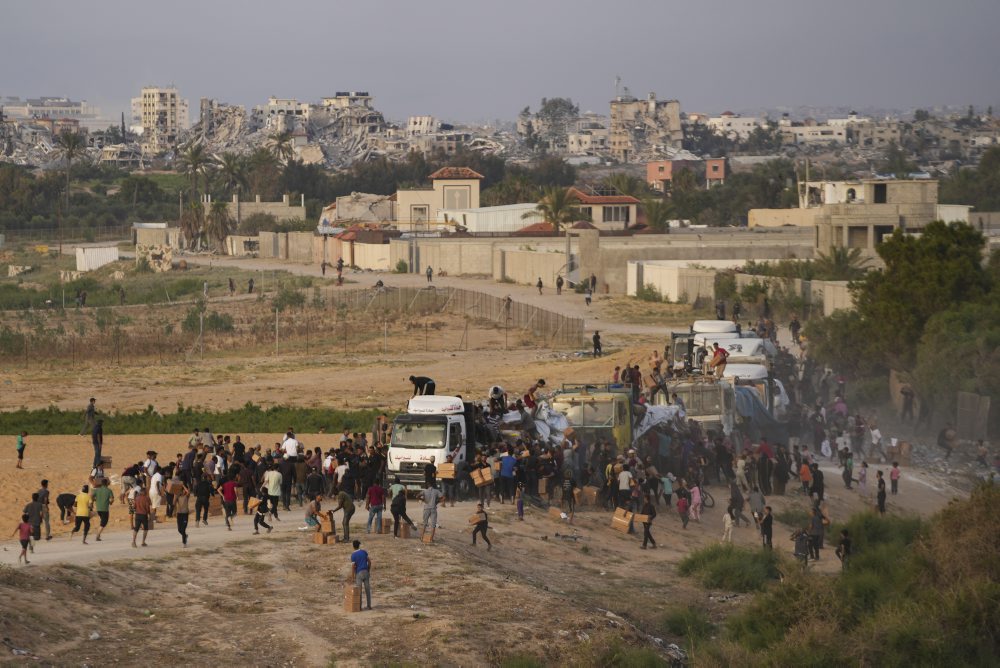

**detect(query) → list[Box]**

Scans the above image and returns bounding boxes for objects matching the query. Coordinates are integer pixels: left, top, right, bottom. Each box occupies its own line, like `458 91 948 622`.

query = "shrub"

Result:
394 260 408 273
660 606 714 641
677 544 780 592
635 283 664 302
273 285 306 312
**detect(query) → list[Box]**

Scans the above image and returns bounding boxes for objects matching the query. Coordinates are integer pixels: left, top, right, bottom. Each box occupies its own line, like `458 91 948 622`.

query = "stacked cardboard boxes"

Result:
471 467 494 487
344 584 362 612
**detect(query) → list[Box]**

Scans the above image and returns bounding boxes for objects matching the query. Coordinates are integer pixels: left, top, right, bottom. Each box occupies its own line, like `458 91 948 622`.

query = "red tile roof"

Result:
568 187 640 205
517 221 555 233
428 166 484 180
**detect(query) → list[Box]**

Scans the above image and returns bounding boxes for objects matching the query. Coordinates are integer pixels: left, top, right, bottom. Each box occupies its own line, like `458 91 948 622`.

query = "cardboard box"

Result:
248 497 261 511
633 513 651 524
382 518 392 533
313 531 326 545
421 532 434 544
581 486 600 506
468 514 482 525
472 467 494 487
436 463 455 480
548 507 565 520
167 480 184 495
613 507 632 521
99 455 113 466
401 524 411 539
610 516 631 533
344 584 362 613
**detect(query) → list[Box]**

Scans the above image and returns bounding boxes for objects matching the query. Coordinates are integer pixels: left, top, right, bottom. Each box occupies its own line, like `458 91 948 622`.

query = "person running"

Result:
331 489 356 542
219 474 239 530
677 494 690 529
639 493 657 550
253 486 273 535
471 502 491 550
194 474 214 526
132 486 151 548
92 478 114 542
15 431 27 469
12 514 32 565
263 464 282 521
350 539 373 610
174 482 191 547
70 485 93 544
419 481 441 542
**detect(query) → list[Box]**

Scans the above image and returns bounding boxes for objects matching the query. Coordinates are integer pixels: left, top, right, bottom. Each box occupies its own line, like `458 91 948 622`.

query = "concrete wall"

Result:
819 281 852 315
495 249 567 286
135 227 180 247
227 194 306 223
258 231 314 262
225 235 257 256
627 263 717 302
353 243 392 271
749 208 817 228
732 273 853 315
389 238 501 276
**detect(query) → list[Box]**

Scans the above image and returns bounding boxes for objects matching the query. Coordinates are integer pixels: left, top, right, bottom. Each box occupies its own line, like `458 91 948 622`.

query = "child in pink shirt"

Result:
890 462 900 495
11 514 32 564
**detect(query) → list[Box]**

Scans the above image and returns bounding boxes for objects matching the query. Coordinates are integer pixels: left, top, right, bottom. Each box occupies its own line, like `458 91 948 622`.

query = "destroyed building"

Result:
608 90 683 163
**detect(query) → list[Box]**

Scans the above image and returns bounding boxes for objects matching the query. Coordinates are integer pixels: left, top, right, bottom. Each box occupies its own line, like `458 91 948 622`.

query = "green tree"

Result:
642 197 674 232
812 247 869 281
602 172 647 198
879 141 917 177
269 131 295 164
177 142 213 202
55 130 86 209
523 186 580 233
246 148 281 200
204 199 234 253
851 221 990 369
534 97 578 150
180 201 205 250
215 152 248 198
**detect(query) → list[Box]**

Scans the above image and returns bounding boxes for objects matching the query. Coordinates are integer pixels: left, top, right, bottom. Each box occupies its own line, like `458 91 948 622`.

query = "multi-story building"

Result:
321 92 373 110
1 96 110 132
778 117 847 145
707 112 764 140
646 157 728 192
407 115 439 136
608 92 682 163
132 86 189 152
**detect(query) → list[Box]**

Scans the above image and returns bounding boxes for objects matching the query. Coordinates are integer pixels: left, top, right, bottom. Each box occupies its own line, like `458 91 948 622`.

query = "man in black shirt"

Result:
409 376 436 396
835 528 851 570
760 505 773 550
424 457 437 489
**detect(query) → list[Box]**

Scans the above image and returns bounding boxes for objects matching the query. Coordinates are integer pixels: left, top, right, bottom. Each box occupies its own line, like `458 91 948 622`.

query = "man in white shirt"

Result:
282 431 299 460
334 460 349 492
143 451 159 477
149 469 163 522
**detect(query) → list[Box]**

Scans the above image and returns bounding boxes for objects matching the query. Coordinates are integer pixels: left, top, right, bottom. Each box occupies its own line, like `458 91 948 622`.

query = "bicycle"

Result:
700 489 715 510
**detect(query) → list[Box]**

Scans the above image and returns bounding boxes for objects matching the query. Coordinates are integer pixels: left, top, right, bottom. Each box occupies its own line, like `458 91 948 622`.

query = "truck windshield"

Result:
391 423 446 449
673 387 723 416
551 398 614 427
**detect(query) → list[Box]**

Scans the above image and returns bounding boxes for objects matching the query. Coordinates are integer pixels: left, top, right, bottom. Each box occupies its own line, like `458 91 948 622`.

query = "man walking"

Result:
37 479 52 540
350 539 373 610
419 480 442 542
592 331 602 358
132 486 151 548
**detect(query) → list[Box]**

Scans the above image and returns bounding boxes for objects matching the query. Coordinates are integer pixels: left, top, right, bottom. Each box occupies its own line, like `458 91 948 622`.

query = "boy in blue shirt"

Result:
350 539 373 610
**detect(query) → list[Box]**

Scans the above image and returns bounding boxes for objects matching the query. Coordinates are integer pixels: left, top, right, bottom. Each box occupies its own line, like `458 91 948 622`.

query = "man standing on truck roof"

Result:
710 342 729 379
409 375 436 396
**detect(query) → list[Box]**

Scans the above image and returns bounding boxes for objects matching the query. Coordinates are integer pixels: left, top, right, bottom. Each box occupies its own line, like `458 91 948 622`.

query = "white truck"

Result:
386 395 479 490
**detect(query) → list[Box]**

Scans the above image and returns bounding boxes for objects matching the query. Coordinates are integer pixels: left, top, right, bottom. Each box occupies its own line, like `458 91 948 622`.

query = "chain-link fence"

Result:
0 286 585 367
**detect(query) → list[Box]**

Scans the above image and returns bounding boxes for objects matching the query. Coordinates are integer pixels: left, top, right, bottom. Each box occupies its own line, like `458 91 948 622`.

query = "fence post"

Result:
275 308 279 354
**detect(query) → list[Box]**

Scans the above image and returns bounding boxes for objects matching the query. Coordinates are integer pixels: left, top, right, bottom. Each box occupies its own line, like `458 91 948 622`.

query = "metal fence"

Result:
327 286 585 348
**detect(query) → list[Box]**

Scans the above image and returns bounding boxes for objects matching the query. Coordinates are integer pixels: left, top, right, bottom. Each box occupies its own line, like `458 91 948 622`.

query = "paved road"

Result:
0 508 312 568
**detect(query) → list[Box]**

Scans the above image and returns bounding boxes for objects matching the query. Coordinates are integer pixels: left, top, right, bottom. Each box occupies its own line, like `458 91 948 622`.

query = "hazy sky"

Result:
4 0 999 124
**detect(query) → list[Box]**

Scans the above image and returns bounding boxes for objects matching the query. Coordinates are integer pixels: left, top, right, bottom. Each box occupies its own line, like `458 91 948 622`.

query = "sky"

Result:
4 0 1000 125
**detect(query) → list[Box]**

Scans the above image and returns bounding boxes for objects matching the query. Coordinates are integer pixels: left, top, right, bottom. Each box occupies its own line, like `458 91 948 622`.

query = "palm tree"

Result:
204 200 234 253
603 172 647 198
216 152 248 198
180 201 205 250
642 197 674 233
813 247 870 281
269 131 295 164
523 186 580 234
247 147 281 199
55 130 86 209
178 142 213 201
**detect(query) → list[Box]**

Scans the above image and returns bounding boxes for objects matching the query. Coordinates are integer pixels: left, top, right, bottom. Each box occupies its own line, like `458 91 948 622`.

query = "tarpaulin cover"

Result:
631 405 684 444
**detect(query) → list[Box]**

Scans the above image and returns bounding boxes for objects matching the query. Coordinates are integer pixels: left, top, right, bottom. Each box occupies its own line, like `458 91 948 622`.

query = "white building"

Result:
707 112 765 140
407 115 439 135
75 243 120 272
438 203 541 233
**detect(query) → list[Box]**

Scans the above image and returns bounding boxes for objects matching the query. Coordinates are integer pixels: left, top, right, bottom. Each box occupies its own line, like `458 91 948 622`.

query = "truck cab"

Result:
387 396 475 489
655 378 736 436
